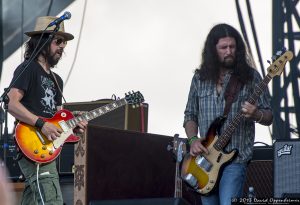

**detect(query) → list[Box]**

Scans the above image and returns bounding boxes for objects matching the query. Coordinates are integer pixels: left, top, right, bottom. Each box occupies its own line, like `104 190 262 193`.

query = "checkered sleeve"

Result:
183 74 199 127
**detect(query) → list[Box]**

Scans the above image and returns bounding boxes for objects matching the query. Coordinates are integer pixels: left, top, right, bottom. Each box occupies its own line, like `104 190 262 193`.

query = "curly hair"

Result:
196 23 254 84
24 34 52 61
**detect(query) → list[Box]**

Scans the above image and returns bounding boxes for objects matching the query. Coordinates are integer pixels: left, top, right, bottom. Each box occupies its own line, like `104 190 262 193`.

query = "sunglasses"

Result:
53 38 67 46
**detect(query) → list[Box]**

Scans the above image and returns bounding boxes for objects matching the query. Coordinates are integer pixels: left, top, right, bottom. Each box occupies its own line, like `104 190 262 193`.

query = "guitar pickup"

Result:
35 130 46 145
195 156 212 172
183 173 198 189
58 121 70 132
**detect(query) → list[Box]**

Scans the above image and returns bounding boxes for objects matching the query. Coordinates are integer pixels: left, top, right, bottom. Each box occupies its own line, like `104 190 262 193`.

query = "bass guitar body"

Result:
15 109 80 164
181 117 238 195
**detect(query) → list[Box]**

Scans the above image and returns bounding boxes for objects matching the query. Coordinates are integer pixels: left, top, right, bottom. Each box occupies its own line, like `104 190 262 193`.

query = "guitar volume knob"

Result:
34 150 39 154
49 151 54 155
41 154 45 158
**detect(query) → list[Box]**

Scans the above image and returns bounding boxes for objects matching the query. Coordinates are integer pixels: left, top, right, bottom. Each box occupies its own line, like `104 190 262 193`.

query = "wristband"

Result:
35 118 45 130
188 136 198 145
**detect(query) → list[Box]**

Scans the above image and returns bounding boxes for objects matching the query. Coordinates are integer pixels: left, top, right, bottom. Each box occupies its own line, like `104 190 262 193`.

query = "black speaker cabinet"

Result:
274 139 300 197
73 126 201 205
74 126 174 204
243 146 273 198
63 99 148 132
89 198 191 205
57 143 75 174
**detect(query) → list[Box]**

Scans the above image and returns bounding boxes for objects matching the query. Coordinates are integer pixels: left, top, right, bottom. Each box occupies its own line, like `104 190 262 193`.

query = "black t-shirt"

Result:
10 60 63 118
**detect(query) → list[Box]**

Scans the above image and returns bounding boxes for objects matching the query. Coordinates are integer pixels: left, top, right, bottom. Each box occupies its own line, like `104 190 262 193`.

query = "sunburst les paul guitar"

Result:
181 50 293 195
15 91 144 164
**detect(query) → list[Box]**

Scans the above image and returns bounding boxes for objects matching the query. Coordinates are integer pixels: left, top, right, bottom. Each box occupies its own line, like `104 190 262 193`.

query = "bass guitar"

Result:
15 91 144 164
173 134 186 198
181 50 293 195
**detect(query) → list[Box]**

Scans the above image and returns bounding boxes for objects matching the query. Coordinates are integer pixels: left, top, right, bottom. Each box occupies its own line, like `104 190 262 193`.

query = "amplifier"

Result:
57 143 75 175
89 198 191 205
243 145 273 198
58 99 148 175
0 136 22 181
274 139 300 197
63 99 148 132
74 126 175 204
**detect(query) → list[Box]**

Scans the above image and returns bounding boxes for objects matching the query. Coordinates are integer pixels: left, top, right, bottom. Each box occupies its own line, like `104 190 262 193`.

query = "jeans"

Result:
201 162 247 205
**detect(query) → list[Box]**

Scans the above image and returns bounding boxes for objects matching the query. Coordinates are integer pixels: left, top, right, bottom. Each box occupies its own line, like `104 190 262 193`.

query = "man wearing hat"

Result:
7 16 87 204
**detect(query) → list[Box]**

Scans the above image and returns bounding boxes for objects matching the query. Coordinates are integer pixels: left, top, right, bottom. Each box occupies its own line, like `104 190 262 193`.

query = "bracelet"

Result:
35 118 45 130
188 136 198 145
255 110 264 123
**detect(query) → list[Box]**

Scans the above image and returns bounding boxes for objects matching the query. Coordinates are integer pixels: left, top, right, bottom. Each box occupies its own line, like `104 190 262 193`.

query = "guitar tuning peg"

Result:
282 47 286 52
276 50 283 56
167 144 173 151
272 55 277 61
267 60 271 65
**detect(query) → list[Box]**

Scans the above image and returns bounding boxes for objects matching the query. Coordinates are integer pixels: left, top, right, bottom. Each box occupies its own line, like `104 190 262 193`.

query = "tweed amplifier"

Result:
63 99 148 132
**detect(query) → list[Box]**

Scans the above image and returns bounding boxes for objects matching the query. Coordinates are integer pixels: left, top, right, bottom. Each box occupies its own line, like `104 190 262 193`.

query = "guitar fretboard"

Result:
66 99 127 129
214 74 272 150
175 162 182 198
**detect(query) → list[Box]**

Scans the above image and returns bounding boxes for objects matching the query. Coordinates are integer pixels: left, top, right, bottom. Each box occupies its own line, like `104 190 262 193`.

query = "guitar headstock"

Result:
173 134 186 163
125 91 144 107
267 50 293 78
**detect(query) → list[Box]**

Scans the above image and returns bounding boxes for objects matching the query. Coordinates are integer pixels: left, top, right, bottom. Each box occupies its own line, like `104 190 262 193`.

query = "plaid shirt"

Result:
184 69 272 163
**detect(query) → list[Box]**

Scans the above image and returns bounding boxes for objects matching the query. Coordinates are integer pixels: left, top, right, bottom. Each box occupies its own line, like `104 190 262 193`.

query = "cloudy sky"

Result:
2 0 274 144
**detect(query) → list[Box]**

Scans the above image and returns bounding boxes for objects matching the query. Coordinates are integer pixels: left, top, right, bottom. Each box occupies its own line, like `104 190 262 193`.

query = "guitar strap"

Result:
50 71 67 104
223 74 243 117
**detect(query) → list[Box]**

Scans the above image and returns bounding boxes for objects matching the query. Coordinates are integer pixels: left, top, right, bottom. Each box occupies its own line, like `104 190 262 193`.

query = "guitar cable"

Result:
36 164 45 205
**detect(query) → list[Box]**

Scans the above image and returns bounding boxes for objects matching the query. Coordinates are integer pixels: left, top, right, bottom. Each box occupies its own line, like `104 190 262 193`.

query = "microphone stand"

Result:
0 106 4 166
0 24 60 167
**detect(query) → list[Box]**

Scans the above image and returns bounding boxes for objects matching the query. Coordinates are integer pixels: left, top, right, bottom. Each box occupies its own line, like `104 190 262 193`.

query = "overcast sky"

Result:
2 0 275 144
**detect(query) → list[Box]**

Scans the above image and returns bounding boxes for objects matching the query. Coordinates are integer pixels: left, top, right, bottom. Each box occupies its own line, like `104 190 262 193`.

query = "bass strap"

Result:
223 74 243 117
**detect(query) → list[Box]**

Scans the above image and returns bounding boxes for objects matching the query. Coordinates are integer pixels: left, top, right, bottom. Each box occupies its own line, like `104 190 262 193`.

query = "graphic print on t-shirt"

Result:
40 75 57 115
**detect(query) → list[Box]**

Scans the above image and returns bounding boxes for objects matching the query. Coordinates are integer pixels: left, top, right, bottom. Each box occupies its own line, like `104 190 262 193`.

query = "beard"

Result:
220 55 236 68
47 51 62 67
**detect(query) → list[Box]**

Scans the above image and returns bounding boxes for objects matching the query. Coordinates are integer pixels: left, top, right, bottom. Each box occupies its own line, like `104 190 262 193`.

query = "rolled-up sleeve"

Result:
183 74 199 127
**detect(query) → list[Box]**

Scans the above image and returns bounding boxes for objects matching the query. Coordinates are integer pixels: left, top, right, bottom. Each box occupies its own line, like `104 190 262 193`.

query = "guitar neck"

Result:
174 162 182 198
214 74 272 150
66 98 127 129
